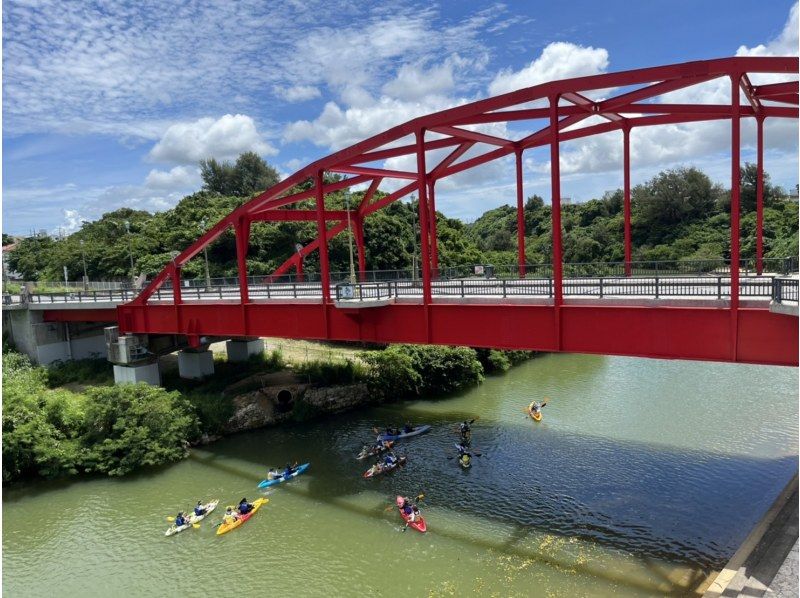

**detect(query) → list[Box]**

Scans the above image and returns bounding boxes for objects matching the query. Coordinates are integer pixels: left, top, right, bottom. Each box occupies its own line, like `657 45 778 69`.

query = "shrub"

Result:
80 384 199 476
362 345 484 400
360 348 421 400
294 358 367 385
47 358 114 387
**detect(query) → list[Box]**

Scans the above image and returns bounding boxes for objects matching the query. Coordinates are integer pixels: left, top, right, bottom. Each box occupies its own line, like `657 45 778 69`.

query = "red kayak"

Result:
396 496 427 533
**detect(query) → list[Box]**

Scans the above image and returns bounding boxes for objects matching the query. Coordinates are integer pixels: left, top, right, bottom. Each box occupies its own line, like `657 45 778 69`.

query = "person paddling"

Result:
193 501 207 517
174 512 188 527
238 498 253 515
222 507 238 525
529 401 547 415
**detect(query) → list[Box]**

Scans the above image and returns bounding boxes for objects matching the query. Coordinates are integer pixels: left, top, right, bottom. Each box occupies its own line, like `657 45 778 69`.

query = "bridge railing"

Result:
772 278 799 303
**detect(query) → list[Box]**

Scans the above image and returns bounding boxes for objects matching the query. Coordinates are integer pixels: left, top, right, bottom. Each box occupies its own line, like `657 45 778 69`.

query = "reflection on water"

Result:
3 354 797 597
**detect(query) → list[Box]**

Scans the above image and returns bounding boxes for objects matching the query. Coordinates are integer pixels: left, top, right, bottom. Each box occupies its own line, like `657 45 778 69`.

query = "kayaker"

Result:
222 507 238 525
238 498 253 515
284 462 296 478
403 423 414 434
194 501 207 517
456 442 470 456
267 468 280 480
384 452 398 466
529 401 546 415
174 512 188 527
400 497 420 523
459 420 473 440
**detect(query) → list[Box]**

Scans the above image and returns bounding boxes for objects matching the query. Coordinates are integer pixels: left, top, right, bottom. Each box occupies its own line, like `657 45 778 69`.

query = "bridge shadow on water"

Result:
184 406 797 596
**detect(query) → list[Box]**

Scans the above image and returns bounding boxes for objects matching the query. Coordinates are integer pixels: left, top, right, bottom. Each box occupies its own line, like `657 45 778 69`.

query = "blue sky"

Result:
3 0 798 235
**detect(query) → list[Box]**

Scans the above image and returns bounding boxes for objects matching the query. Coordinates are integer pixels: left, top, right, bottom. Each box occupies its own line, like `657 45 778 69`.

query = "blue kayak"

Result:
377 425 431 442
257 463 310 488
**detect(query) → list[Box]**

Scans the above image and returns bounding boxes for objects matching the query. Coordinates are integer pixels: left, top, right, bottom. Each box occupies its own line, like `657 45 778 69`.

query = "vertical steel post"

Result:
756 115 764 275
353 213 367 282
428 181 439 278
296 255 304 282
235 217 250 304
623 124 632 277
515 148 526 278
172 263 182 305
549 95 563 308
314 170 331 303
730 74 741 361
415 129 432 304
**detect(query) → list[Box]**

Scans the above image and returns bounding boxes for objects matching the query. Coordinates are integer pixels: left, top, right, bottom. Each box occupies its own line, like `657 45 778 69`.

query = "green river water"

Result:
3 353 798 597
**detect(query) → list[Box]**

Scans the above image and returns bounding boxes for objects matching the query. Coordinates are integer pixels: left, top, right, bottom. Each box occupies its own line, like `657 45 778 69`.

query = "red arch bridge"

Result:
107 57 798 366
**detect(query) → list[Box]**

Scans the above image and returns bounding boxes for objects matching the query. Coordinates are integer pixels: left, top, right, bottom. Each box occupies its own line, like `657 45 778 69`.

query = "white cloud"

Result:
274 85 321 102
382 62 455 101
147 114 277 165
736 2 799 58
144 165 201 190
488 42 610 96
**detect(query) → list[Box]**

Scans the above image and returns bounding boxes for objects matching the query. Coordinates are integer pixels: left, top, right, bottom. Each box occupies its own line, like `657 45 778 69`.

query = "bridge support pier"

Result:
113 362 160 386
178 348 214 380
226 338 264 362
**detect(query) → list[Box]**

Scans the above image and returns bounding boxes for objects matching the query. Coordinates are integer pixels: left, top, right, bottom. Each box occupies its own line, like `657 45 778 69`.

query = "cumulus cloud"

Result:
144 165 201 190
382 62 455 101
274 85 322 102
488 42 610 96
147 114 277 164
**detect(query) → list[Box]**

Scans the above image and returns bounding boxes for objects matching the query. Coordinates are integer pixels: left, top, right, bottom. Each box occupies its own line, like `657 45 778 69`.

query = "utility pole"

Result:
200 218 211 289
124 221 135 287
410 195 418 281
344 191 356 284
80 239 88 290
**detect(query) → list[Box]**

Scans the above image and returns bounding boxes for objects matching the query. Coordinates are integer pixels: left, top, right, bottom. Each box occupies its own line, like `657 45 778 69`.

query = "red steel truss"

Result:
118 57 799 366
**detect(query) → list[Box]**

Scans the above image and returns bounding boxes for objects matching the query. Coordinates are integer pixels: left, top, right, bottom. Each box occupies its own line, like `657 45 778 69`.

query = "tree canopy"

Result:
5 157 797 283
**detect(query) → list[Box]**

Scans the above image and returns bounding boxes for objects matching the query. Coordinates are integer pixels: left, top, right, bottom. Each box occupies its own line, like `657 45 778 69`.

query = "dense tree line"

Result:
6 156 797 283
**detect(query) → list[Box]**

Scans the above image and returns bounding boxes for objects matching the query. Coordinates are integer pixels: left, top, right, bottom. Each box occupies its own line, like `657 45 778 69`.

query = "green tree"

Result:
80 384 198 476
200 152 279 197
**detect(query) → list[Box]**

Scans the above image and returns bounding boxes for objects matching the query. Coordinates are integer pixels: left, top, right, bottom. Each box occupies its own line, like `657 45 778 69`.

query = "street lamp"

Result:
124 220 135 287
200 218 211 289
79 239 88 290
344 190 356 285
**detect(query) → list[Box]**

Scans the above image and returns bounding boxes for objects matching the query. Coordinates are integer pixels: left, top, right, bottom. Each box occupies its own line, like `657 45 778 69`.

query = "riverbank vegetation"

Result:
5 155 796 284
3 352 198 481
2 341 535 483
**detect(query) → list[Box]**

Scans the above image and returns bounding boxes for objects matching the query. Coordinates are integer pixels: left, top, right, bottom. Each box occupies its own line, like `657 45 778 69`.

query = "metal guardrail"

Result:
3 274 794 306
772 278 799 303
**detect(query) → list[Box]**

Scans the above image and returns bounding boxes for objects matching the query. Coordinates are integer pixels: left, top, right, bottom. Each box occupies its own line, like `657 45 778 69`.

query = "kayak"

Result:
216 498 268 535
528 402 542 422
363 456 407 478
257 463 310 488
396 496 427 533
377 425 431 442
356 441 393 461
165 499 219 536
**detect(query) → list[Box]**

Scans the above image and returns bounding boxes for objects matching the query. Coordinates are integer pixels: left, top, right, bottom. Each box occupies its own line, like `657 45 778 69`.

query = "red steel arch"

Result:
119 56 799 365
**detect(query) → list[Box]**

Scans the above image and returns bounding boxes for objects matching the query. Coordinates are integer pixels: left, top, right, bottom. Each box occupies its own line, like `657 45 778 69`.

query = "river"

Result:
3 353 797 597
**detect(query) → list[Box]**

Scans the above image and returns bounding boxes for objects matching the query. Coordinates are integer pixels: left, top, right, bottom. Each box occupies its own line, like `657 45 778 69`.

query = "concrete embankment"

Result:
703 473 798 597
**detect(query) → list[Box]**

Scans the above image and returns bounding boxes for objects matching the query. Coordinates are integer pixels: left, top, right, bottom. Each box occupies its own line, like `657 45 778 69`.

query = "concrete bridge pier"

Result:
226 337 264 362
113 362 161 385
178 347 214 379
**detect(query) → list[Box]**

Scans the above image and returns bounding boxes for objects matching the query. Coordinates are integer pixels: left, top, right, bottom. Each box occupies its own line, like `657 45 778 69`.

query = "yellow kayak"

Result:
528 402 543 422
216 498 268 535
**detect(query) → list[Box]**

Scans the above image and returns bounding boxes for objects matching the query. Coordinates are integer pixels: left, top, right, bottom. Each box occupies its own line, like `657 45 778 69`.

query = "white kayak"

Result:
165 499 219 536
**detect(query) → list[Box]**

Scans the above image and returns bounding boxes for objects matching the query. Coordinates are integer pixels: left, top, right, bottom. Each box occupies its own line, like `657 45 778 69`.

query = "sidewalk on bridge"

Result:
703 473 798 597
